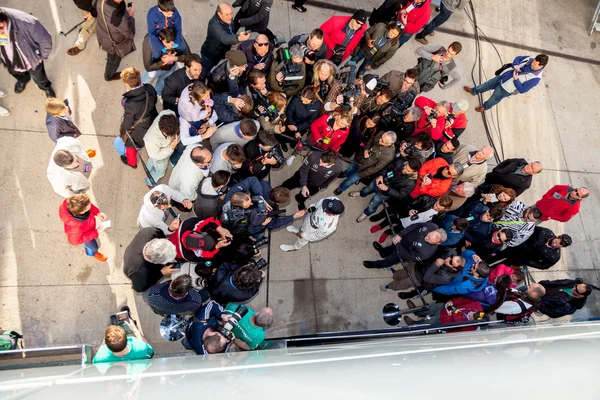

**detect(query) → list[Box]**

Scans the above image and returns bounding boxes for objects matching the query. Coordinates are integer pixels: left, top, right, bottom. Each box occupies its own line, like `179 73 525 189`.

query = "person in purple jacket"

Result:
464 54 548 112
147 0 187 61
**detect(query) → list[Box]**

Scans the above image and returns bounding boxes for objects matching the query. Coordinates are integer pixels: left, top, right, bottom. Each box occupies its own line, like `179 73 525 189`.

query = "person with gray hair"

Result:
268 44 307 96
223 304 274 350
413 96 451 141
123 228 178 293
444 181 476 211
334 131 397 196
390 106 423 138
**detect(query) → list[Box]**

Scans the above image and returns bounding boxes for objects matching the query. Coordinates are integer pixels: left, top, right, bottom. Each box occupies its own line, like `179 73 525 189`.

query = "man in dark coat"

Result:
162 54 203 115
483 158 542 196
538 278 593 318
237 35 274 74
95 0 136 81
200 3 250 79
497 227 572 270
123 228 178 293
232 0 275 44
0 7 55 97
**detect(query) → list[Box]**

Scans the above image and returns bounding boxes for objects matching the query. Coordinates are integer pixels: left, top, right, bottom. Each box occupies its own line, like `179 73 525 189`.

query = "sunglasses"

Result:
254 42 269 47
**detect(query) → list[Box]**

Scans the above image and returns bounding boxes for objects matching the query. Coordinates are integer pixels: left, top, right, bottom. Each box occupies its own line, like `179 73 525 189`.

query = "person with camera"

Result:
59 193 109 262
285 87 323 150
162 54 203 115
308 111 353 153
95 0 135 81
412 97 450 142
178 82 218 146
464 54 548 112
442 182 476 212
123 230 178 292
282 149 343 210
119 67 159 168
245 69 269 106
397 133 434 161
414 42 463 92
409 157 463 200
357 85 394 116
137 185 192 235
354 158 422 222
223 304 273 350
142 28 190 96
257 92 288 137
210 143 247 175
269 45 307 97
183 300 237 355
463 228 513 262
240 130 284 180
238 34 275 76
339 113 381 159
321 10 368 65
350 22 401 77
147 0 187 56
289 29 327 82
208 262 266 304
200 3 251 80
383 106 422 139
93 315 155 363
334 130 397 196
169 216 233 264
47 137 94 198
208 50 247 97
194 171 232 220
280 196 345 252
143 110 180 188
232 0 275 43
380 68 420 100
439 99 469 140
144 274 209 315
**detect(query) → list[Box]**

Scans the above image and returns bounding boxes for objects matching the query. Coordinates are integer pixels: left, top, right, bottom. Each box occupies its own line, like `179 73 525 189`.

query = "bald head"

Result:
217 3 233 23
527 283 546 299
473 146 494 162
523 161 543 175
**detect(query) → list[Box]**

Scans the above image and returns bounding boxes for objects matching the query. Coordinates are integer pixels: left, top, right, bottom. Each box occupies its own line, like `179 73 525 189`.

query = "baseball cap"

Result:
452 99 469 112
226 50 247 68
352 10 368 24
323 198 345 215
183 232 216 251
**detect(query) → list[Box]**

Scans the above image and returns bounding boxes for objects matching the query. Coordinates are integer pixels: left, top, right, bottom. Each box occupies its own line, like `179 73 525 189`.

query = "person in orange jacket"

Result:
535 185 589 222
410 158 463 199
320 10 368 65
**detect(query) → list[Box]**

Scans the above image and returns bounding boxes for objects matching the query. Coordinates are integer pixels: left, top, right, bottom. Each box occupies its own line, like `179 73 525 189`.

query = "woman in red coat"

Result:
320 10 368 64
58 193 108 261
308 111 353 153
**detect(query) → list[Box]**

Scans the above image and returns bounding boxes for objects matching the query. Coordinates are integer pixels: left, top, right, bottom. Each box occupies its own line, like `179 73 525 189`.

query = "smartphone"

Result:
101 220 112 229
176 214 181 220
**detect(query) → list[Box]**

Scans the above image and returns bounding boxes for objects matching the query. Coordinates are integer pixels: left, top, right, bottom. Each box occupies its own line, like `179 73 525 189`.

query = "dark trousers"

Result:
365 244 401 269
281 171 320 209
233 11 276 44
294 0 308 6
200 54 217 80
11 62 52 91
105 53 122 81
415 2 453 39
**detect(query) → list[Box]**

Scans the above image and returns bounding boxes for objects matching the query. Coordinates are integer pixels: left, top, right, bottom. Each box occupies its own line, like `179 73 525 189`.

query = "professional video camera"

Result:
278 47 304 83
254 93 280 121
381 90 417 128
330 44 346 65
246 257 268 269
337 61 361 112
221 306 249 340
221 197 286 228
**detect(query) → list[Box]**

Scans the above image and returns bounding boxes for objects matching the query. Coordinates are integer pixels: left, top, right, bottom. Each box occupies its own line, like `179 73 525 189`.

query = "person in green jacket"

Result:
93 315 154 364
223 303 273 350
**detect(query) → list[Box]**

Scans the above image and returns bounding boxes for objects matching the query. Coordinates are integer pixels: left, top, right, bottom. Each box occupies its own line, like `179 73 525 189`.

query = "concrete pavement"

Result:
1 0 600 352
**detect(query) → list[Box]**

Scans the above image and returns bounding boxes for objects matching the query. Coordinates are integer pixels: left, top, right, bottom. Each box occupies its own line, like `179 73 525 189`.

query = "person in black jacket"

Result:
468 228 513 261
288 29 327 83
339 113 381 159
538 278 593 318
237 35 275 75
120 67 158 168
67 0 98 56
194 171 231 220
200 3 250 79
483 158 543 197
232 0 275 44
490 227 571 270
282 149 343 209
208 263 265 304
285 86 322 143
162 54 203 115
433 137 460 165
213 93 255 125
208 50 248 96
239 131 283 180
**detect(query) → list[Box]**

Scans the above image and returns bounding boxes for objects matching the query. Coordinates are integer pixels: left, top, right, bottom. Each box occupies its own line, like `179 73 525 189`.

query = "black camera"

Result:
339 61 360 112
251 196 268 215
331 44 346 65
278 47 304 82
246 257 268 269
267 147 286 165
426 110 438 122
303 48 316 61
439 75 449 86
445 114 455 126
383 170 395 185
253 237 269 248
221 306 249 341
381 90 416 128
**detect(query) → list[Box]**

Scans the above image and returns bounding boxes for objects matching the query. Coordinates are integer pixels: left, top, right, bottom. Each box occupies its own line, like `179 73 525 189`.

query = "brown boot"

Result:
406 300 416 309
415 37 429 45
67 46 83 56
106 72 122 82
475 106 485 113
463 86 473 95
403 316 415 326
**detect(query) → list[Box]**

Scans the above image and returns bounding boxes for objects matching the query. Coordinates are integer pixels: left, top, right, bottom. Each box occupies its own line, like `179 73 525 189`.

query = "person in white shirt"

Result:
280 196 345 252
137 184 192 235
47 137 93 198
143 110 180 187
209 118 259 150
210 142 246 174
178 82 219 146
168 145 212 202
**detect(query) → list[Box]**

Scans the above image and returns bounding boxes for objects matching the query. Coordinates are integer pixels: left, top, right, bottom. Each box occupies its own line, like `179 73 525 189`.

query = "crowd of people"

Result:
1 0 596 361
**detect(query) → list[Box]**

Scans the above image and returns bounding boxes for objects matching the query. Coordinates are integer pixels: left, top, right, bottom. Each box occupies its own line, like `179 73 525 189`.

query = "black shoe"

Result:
369 214 382 222
297 203 305 211
44 87 56 98
333 188 342 196
14 81 27 94
372 241 383 254
363 261 376 269
120 155 137 168
281 142 289 152
406 300 416 309
292 4 307 12
398 290 418 300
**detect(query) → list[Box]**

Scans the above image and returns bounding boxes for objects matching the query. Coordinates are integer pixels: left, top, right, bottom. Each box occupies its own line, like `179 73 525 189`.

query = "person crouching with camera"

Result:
223 304 273 350
268 44 307 98
93 310 154 363
239 131 285 179
208 261 266 304
168 216 233 264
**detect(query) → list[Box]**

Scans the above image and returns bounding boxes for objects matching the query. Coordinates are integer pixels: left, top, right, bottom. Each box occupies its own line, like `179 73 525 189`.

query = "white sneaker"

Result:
286 154 296 166
0 90 6 98
280 244 297 252
286 225 299 234
0 106 10 117
349 191 361 198
356 213 368 223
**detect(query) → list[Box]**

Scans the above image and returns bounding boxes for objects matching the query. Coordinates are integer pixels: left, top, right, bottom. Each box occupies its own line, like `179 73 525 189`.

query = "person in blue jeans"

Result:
414 0 468 45
464 54 548 111
354 158 422 222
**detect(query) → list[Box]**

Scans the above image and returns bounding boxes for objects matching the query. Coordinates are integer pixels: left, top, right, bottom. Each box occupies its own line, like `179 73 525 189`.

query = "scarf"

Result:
107 0 127 27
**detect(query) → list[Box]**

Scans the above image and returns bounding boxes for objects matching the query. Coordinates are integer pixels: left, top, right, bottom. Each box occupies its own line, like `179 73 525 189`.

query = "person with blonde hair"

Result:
119 67 158 167
311 59 339 105
58 193 108 262
45 97 82 143
308 111 353 153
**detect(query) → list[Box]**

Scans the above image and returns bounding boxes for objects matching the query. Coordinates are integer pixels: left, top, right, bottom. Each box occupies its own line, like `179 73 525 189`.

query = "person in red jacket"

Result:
410 158 462 199
404 297 487 332
169 216 233 262
58 193 108 262
442 99 468 140
395 0 432 48
308 111 353 153
320 10 368 65
412 96 451 141
535 185 589 222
